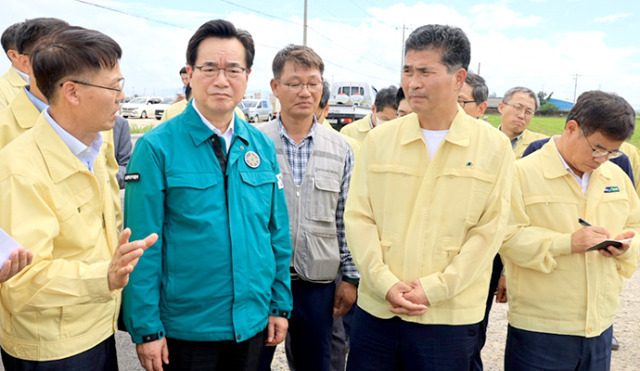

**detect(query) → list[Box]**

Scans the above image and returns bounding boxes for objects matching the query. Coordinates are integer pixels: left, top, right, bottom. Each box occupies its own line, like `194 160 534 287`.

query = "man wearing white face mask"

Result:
340 86 398 144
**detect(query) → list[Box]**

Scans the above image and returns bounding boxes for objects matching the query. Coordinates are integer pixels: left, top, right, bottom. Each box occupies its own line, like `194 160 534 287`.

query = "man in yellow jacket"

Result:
0 22 28 109
497 86 548 160
0 26 157 369
339 86 398 144
344 24 514 369
501 90 639 369
0 18 69 150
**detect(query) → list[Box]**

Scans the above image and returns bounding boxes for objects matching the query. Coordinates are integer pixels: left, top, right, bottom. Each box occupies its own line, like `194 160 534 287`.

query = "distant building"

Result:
548 98 574 111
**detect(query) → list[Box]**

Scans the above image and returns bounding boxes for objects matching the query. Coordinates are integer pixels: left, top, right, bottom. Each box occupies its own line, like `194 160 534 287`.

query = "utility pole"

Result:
573 73 581 103
477 62 481 75
303 0 308 46
397 23 409 81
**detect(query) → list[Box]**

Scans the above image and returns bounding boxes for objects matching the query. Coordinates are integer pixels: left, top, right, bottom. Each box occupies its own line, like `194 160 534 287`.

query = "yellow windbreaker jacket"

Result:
0 115 121 361
501 138 640 337
345 107 514 325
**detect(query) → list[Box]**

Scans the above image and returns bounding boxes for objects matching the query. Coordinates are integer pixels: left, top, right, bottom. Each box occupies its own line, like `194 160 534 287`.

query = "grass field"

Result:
485 115 640 148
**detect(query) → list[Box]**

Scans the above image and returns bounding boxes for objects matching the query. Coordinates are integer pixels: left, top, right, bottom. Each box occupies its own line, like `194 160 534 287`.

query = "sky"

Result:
2 0 639 109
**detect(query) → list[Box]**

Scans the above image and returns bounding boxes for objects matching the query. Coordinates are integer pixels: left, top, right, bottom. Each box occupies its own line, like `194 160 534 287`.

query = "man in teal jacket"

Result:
123 19 292 370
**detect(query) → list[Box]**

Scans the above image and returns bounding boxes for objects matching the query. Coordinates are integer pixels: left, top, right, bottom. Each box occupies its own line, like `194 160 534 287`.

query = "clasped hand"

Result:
386 280 429 316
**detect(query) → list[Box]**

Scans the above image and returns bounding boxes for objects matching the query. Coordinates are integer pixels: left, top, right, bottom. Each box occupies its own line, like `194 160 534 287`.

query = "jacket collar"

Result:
399 106 471 147
12 88 41 129
31 115 89 183
184 101 249 148
541 136 612 181
355 113 373 133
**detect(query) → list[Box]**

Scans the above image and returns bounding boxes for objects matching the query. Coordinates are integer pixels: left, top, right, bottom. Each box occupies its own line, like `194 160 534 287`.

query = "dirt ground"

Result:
268 268 640 370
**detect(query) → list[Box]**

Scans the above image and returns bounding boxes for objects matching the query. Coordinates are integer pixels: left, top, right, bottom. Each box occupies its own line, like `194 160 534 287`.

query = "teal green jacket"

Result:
122 102 292 343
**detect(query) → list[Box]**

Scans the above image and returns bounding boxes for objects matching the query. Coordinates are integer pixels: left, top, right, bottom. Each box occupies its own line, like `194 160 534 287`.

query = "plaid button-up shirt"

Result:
277 118 359 282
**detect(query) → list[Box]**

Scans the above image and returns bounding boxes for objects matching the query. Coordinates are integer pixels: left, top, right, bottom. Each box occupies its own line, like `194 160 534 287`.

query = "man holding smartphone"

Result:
501 90 639 369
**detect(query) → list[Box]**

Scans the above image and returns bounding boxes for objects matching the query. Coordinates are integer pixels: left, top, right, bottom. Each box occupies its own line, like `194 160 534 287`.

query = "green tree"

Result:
537 91 558 112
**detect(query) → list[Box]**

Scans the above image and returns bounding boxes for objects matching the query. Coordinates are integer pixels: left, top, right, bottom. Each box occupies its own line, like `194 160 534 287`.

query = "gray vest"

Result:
259 120 347 283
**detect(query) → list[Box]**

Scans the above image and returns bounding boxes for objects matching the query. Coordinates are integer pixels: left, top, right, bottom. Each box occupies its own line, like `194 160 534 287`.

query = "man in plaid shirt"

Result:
257 44 358 371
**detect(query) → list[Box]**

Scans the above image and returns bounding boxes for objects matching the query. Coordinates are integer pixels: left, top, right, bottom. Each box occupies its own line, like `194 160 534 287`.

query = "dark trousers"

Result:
346 306 479 371
329 314 347 371
505 325 612 371
259 279 336 371
1 335 118 371
473 254 503 370
165 330 265 371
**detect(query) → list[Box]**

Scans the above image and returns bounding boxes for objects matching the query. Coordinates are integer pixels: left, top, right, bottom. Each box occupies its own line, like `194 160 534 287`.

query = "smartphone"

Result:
586 238 632 251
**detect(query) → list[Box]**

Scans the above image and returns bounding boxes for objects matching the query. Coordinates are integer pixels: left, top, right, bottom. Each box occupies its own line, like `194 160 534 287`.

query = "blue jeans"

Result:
505 325 612 371
346 306 479 371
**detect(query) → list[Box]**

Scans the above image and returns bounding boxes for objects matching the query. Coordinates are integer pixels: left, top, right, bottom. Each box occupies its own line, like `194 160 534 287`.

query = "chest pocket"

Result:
167 173 219 189
56 186 100 257
240 171 276 210
166 173 219 215
434 167 496 224
306 177 341 222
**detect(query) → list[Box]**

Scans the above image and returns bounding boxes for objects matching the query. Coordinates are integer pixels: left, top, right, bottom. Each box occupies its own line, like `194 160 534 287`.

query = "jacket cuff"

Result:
419 274 446 306
342 276 359 286
373 270 399 302
90 261 114 302
549 233 572 257
131 329 166 344
269 305 291 319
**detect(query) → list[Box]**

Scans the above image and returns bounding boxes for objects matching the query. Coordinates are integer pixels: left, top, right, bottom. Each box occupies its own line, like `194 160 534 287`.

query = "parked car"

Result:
152 97 176 120
240 99 273 123
120 96 162 119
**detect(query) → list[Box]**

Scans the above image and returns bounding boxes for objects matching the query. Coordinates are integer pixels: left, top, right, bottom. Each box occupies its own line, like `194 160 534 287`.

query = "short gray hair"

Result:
503 86 539 111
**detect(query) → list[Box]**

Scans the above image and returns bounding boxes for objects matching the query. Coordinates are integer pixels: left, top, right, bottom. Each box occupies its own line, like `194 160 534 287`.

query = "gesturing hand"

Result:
108 228 158 291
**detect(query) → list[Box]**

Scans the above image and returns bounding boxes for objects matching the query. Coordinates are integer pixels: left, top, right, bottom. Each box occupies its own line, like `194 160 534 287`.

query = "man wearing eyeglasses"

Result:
0 26 158 369
497 86 547 159
123 20 292 370
257 45 358 371
457 72 488 120
501 90 639 370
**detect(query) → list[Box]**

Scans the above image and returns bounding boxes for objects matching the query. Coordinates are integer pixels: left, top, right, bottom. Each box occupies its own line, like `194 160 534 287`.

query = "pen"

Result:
578 218 592 227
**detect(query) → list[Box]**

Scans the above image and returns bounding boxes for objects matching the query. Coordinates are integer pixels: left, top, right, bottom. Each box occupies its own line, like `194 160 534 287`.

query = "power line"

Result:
219 0 302 27
220 0 399 74
73 0 399 81
74 0 193 30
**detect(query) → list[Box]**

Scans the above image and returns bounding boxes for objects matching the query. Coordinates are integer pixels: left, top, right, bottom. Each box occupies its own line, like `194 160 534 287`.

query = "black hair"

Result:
404 24 470 73
186 19 254 69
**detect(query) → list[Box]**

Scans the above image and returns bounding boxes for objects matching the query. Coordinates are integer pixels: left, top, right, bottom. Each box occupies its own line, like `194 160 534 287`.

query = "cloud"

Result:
594 13 632 23
468 3 545 30
2 0 639 109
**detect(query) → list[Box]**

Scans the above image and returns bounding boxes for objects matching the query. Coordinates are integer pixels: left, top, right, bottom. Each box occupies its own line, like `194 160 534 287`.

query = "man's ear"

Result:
565 120 579 135
478 101 488 116
59 81 81 106
270 78 280 99
454 68 467 89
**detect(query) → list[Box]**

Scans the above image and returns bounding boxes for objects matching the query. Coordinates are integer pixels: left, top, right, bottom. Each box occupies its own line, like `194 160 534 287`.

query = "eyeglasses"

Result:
61 78 125 95
503 102 535 117
194 65 247 79
457 99 475 107
582 130 623 159
277 79 323 94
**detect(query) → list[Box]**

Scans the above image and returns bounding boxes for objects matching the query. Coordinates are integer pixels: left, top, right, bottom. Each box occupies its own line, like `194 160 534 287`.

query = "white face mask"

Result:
374 116 389 126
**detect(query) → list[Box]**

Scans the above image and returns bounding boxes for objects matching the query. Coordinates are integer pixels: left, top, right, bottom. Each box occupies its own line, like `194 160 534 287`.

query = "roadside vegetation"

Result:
485 115 640 148
129 124 155 134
